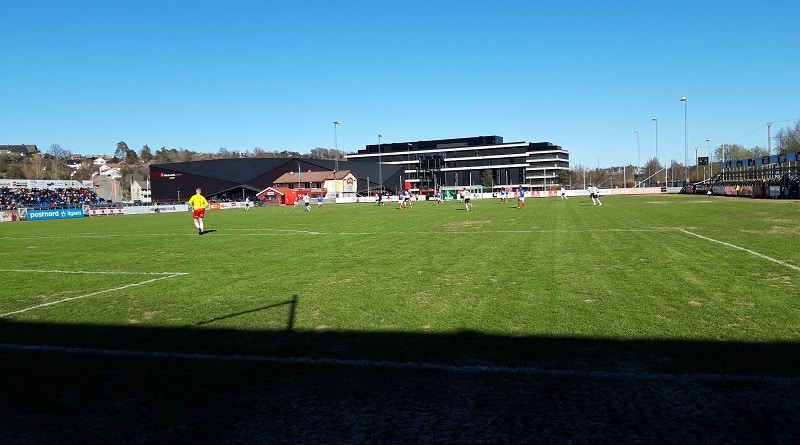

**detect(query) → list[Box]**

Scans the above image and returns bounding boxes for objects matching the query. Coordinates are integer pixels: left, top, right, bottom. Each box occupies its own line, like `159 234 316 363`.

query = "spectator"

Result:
0 186 102 209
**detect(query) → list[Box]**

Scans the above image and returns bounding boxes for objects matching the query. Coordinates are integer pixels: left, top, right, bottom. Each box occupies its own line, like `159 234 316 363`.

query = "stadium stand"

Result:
0 186 105 210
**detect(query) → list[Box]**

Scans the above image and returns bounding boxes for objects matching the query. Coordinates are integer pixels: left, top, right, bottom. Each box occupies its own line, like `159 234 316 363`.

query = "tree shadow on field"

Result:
0 294 799 444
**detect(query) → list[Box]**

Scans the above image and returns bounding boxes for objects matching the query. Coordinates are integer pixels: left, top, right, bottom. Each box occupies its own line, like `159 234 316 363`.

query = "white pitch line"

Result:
681 230 800 272
3 228 678 240
194 228 678 237
0 342 796 386
0 273 186 318
0 269 188 276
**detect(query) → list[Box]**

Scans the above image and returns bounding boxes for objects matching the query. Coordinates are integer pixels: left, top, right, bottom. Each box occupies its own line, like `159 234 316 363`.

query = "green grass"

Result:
2 194 799 443
2 195 798 362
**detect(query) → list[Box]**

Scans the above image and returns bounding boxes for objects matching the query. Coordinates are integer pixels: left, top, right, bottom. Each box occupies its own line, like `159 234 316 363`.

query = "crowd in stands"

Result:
0 186 105 210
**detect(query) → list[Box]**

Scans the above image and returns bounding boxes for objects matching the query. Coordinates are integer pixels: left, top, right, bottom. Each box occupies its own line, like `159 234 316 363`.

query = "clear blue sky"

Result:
3 0 798 168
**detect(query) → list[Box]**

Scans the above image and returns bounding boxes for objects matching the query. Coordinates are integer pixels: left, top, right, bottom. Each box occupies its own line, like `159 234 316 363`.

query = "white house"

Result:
131 180 151 203
323 171 357 198
98 164 122 179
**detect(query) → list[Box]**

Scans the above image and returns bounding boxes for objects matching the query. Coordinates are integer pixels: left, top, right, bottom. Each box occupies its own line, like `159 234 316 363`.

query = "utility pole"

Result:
767 122 772 153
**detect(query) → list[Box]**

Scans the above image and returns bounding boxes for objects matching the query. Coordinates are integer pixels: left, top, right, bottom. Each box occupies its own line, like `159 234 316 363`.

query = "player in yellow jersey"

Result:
187 188 209 235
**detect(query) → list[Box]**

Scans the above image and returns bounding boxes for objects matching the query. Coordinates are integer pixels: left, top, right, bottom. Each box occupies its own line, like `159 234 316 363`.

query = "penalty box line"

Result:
680 230 800 272
0 342 797 387
0 269 188 275
0 270 188 318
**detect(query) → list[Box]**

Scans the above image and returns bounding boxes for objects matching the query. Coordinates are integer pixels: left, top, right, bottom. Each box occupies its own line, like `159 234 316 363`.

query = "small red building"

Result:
257 187 294 205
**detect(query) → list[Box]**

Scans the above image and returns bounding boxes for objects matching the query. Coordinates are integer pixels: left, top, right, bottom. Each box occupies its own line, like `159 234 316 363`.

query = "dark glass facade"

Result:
349 136 569 191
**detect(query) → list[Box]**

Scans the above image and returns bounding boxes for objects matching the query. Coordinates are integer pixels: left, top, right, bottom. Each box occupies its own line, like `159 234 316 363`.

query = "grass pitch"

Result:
1 194 799 443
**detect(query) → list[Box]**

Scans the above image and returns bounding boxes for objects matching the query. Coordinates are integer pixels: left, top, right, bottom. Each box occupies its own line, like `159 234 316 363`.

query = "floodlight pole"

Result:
634 130 640 186
695 147 700 181
680 96 688 183
378 134 383 195
652 117 661 188
333 120 341 198
652 118 658 163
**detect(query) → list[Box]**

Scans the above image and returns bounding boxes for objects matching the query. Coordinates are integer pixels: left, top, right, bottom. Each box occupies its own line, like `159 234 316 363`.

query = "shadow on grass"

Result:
1 317 798 377
1 303 799 444
190 295 297 330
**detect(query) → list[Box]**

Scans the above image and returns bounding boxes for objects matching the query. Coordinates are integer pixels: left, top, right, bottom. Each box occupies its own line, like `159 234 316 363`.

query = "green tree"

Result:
125 149 139 164
774 120 800 155
115 141 130 160
714 144 770 163
714 143 746 161
0 154 24 179
309 147 333 159
4 163 25 179
480 169 494 188
140 145 153 163
749 146 770 159
154 147 171 163
559 169 576 188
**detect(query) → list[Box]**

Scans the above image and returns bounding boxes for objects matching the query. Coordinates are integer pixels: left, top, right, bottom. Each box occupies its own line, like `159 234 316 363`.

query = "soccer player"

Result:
590 186 602 206
594 186 602 206
463 188 472 211
517 186 525 209
303 193 311 211
188 188 209 235
317 194 323 209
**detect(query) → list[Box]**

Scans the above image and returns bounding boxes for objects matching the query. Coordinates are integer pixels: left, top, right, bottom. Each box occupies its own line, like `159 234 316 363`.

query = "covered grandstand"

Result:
692 152 800 198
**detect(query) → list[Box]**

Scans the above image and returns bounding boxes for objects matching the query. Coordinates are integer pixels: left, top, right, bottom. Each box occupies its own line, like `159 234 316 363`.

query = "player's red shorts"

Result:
193 208 205 219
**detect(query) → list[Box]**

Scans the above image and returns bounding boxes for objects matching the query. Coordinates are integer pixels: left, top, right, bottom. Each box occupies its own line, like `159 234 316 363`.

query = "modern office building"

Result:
147 135 569 202
347 135 569 193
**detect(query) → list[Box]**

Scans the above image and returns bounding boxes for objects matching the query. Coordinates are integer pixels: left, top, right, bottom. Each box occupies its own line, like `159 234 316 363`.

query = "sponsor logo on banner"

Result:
27 208 85 221
611 187 661 195
219 202 252 210
0 211 18 222
88 207 124 216
0 179 87 189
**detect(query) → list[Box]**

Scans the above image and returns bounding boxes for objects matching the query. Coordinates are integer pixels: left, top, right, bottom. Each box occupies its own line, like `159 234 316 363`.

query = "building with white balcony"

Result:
347 135 569 193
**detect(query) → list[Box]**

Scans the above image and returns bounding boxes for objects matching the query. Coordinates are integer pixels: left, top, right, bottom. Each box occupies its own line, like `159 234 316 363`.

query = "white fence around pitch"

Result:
4 188 669 222
333 187 664 203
